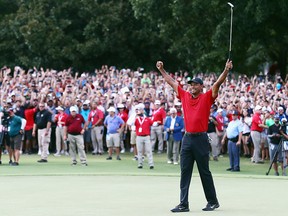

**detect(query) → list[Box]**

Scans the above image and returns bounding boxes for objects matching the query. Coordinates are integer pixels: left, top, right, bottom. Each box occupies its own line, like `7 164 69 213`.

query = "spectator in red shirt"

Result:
250 105 266 164
134 103 154 169
84 101 105 155
54 106 69 156
151 100 166 153
64 106 87 166
117 103 128 153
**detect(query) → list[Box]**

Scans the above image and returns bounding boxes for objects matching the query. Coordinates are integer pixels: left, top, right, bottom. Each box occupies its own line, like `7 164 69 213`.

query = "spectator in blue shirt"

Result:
222 110 243 172
104 107 125 160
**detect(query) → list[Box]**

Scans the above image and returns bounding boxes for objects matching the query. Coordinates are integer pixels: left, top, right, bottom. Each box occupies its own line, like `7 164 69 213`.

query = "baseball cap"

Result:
231 110 239 115
135 103 145 110
254 105 262 111
217 108 223 113
170 107 177 113
278 106 284 111
282 118 287 122
69 106 78 113
274 114 280 119
187 77 203 85
83 100 90 105
154 100 161 105
175 101 182 106
107 107 116 112
117 103 125 109
55 106 64 111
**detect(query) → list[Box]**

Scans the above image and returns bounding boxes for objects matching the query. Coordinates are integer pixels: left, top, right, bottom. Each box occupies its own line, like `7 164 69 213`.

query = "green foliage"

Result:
0 0 286 78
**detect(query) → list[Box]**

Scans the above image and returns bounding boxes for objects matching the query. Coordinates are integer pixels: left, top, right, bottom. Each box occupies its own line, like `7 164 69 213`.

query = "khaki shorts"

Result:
130 130 136 145
107 133 120 148
10 134 22 150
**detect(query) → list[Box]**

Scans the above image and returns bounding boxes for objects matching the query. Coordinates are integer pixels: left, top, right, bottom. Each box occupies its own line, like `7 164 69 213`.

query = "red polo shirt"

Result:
55 112 68 127
152 107 166 124
24 108 36 131
251 113 263 132
88 108 104 126
215 115 224 132
65 114 85 134
118 111 128 123
135 116 153 136
178 86 216 133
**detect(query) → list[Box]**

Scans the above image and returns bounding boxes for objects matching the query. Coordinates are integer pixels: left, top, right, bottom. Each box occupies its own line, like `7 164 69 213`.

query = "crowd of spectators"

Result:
0 65 287 170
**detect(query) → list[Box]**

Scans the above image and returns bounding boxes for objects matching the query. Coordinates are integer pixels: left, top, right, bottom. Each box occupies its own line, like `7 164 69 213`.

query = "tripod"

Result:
266 138 287 176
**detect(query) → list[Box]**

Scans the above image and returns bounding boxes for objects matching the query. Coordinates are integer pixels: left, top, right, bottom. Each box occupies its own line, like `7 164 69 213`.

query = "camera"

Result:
1 110 10 128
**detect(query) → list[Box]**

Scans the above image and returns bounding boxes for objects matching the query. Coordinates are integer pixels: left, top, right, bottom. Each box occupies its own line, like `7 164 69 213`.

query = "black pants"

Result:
180 133 218 206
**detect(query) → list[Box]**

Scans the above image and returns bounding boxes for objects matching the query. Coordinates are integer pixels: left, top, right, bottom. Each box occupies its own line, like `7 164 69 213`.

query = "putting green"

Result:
0 153 287 216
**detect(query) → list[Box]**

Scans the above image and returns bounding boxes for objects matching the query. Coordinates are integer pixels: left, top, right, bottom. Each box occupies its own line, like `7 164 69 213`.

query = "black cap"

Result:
187 77 203 85
231 110 239 115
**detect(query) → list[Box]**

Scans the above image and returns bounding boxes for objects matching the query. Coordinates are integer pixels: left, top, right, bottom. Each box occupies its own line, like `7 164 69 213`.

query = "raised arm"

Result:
212 60 233 98
156 61 179 95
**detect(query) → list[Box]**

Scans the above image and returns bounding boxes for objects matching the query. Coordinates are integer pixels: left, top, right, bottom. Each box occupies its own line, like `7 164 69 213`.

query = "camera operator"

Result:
281 118 288 170
267 115 287 176
7 108 24 166
0 107 13 165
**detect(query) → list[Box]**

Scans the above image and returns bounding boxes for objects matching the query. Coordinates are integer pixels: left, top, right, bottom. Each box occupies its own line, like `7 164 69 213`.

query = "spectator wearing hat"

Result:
250 105 266 163
104 107 125 160
267 115 287 176
7 108 25 165
144 101 152 117
151 100 166 153
54 106 69 156
33 102 52 163
117 103 128 153
84 101 105 155
134 103 154 169
63 106 87 166
80 100 92 153
222 110 243 172
277 106 287 123
164 107 184 165
174 101 183 117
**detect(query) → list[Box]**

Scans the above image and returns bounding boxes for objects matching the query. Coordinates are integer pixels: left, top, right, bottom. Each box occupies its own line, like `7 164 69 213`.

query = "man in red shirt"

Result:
64 106 87 166
250 105 266 163
151 100 166 153
156 59 233 212
54 106 69 156
134 103 154 169
84 101 105 155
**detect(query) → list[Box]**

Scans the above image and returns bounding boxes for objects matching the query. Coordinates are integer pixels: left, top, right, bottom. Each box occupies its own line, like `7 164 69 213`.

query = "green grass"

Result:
0 152 284 178
0 152 287 216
